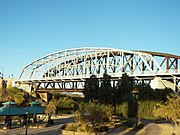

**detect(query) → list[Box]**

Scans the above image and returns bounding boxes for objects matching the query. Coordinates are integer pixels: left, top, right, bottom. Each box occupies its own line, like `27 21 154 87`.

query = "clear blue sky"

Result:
0 0 180 78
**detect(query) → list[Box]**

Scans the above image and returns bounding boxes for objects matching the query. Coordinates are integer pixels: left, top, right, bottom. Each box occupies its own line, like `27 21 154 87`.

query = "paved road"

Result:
0 116 74 135
0 116 164 135
136 123 162 135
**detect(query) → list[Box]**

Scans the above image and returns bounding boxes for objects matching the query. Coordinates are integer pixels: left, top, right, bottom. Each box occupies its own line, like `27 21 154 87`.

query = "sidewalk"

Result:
107 123 162 135
136 123 162 135
0 115 75 135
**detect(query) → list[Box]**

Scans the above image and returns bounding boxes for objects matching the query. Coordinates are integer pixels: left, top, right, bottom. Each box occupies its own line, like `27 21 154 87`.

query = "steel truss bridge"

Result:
16 48 180 92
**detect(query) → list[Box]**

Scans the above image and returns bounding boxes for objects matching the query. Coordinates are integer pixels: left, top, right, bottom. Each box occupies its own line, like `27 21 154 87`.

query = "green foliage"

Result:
153 94 180 124
63 122 93 132
14 93 25 104
0 87 25 103
56 96 75 114
82 73 174 121
154 88 173 101
77 123 93 132
83 75 99 102
116 100 158 119
138 83 173 102
138 100 158 120
128 98 138 118
138 83 155 100
0 88 9 101
64 123 80 131
116 73 134 104
116 102 128 118
98 87 113 105
98 73 113 104
45 97 58 115
100 104 114 119
101 73 112 88
75 101 113 130
57 97 74 109
116 99 138 118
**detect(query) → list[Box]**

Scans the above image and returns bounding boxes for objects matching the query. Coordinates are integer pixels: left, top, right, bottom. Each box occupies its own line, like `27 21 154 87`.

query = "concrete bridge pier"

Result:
173 77 180 92
150 77 179 92
37 92 49 102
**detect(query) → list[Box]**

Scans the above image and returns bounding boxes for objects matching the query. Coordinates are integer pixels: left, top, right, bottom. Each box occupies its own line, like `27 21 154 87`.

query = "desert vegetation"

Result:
58 73 179 133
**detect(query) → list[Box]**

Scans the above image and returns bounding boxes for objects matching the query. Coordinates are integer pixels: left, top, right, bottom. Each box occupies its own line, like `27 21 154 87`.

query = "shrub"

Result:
77 123 92 132
138 100 158 120
99 104 114 121
116 102 128 118
57 97 74 109
64 123 80 131
116 100 158 119
45 98 58 115
63 123 93 132
153 94 180 125
14 93 25 104
75 101 113 131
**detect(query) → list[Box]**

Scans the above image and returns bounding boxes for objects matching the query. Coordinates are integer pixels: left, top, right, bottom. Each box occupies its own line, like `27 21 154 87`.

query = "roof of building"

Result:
0 101 26 116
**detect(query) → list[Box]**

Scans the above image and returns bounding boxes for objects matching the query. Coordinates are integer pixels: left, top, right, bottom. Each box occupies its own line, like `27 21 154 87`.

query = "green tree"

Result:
57 97 74 109
154 88 173 101
116 73 134 104
0 87 25 103
138 83 155 101
45 97 58 115
14 93 25 104
0 88 9 101
115 73 138 118
98 73 113 104
83 75 99 102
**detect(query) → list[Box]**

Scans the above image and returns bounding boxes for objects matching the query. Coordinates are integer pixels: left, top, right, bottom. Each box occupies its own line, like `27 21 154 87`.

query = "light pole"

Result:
25 112 28 135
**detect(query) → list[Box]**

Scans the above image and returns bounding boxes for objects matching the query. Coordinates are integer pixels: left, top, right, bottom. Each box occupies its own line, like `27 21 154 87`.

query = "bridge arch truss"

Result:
17 48 180 92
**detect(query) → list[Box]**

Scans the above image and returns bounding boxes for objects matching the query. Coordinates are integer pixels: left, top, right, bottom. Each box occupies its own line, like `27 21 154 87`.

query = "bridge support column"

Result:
173 77 178 92
38 92 50 102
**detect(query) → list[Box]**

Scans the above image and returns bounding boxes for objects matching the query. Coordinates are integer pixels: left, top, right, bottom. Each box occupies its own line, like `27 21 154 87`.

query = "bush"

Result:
63 123 93 132
64 123 80 131
75 101 114 131
138 100 158 120
153 94 180 124
116 102 128 118
116 100 138 118
77 123 92 132
99 104 114 121
57 97 74 109
45 98 58 115
116 100 158 119
154 88 173 101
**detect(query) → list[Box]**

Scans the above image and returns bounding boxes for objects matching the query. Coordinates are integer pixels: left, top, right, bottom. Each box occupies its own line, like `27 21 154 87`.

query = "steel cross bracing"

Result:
16 47 180 92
